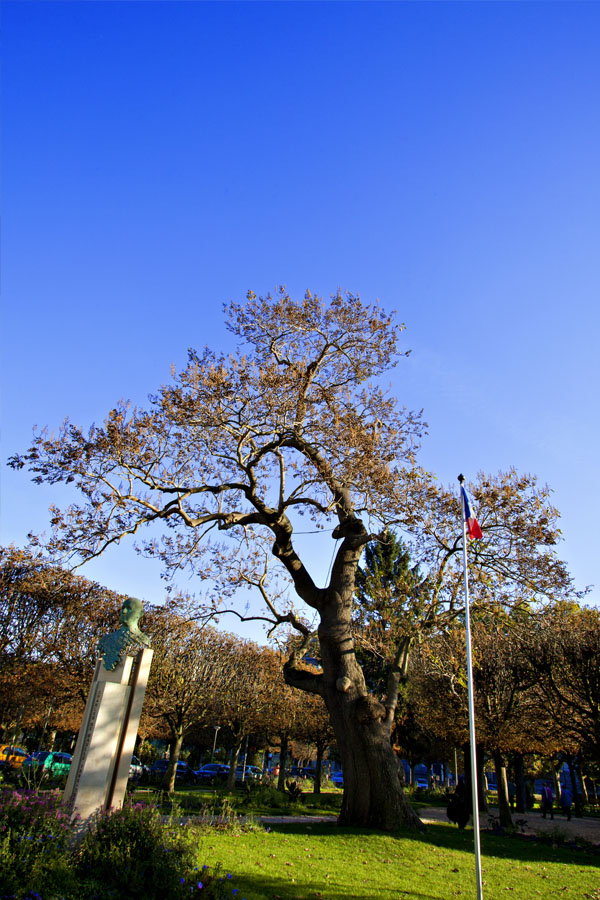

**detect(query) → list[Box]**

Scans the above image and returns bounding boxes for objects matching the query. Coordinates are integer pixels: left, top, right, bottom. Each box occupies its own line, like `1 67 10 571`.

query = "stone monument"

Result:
63 597 153 828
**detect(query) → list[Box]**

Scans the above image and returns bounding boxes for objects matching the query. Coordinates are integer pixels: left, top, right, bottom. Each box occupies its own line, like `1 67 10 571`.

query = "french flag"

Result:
461 486 483 540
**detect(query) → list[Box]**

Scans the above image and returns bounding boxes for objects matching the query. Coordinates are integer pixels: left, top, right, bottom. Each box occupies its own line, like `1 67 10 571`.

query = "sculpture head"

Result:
119 597 144 631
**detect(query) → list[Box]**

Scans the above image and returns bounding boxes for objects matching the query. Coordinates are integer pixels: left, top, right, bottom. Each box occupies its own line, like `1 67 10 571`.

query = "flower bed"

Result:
0 788 244 900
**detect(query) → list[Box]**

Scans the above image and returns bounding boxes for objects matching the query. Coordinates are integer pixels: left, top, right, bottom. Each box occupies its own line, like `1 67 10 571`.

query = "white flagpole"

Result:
458 474 484 900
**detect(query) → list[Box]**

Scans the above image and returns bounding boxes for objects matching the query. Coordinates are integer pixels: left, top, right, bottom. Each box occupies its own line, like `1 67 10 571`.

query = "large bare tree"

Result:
11 289 426 829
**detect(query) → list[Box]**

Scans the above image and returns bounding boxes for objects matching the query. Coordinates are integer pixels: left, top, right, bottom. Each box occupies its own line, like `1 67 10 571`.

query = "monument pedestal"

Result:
64 647 153 828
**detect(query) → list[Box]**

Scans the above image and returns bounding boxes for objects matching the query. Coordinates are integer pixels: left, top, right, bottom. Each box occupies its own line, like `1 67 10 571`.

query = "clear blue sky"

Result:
2 1 599 637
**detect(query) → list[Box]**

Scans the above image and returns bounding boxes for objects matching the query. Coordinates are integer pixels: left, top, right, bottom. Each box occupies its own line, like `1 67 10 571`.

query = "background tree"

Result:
352 467 574 723
403 469 574 615
532 602 600 811
409 608 566 825
354 532 425 702
0 546 129 742
141 607 237 793
215 642 281 791
289 683 335 793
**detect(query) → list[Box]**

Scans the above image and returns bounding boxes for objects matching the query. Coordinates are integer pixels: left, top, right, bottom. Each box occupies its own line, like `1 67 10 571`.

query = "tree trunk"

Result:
512 753 526 814
313 741 324 795
330 695 421 829
281 525 423 831
277 733 289 792
493 752 513 828
575 758 588 804
226 738 242 791
318 617 422 831
552 766 562 804
566 755 583 817
463 743 488 813
163 732 183 794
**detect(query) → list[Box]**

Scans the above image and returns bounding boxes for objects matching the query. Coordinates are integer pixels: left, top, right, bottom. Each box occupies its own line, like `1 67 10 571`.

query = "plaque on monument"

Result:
63 597 153 828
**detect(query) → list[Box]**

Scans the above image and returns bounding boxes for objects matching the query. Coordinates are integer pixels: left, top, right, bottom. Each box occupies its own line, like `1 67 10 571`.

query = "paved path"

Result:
169 807 600 843
420 805 600 844
257 815 337 826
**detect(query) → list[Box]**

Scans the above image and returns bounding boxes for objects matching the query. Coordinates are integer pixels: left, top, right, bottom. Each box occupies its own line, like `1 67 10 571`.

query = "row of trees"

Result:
0 546 333 793
4 542 597 810
8 289 584 829
406 602 600 824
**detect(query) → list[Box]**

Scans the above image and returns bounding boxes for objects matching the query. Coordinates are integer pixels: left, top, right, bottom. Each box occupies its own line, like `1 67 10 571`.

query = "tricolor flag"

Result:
461 486 483 540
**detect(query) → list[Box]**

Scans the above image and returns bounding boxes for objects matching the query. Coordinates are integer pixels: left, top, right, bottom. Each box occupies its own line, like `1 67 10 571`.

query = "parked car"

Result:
415 777 428 789
128 755 146 780
0 745 29 769
235 765 262 784
196 763 230 784
22 751 72 778
330 770 344 787
149 758 198 784
289 766 317 780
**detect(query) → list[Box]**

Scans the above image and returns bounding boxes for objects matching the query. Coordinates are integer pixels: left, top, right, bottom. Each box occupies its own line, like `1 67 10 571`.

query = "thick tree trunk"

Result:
334 706 421 830
280 521 423 831
493 752 513 828
318 608 423 831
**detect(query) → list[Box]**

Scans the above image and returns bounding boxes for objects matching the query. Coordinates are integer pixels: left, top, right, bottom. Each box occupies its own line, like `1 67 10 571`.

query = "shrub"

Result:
76 799 242 900
0 787 74 899
0 790 246 900
76 800 200 899
240 784 290 810
284 779 304 803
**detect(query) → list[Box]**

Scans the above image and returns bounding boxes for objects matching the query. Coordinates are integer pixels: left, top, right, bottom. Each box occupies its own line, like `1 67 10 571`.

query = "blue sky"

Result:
2 1 599 638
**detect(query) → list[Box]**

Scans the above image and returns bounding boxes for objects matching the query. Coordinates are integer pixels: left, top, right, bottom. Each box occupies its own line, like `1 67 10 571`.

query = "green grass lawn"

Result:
191 820 599 900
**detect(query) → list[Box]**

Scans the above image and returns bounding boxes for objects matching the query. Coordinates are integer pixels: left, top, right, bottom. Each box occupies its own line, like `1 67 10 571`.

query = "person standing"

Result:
541 782 554 819
560 785 573 821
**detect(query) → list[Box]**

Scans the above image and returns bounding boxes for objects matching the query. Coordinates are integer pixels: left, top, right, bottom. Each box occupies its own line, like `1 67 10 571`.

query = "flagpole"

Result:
458 474 484 900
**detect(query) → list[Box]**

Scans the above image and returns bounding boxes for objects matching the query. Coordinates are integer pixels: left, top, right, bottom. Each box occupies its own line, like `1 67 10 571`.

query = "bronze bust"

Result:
97 597 151 671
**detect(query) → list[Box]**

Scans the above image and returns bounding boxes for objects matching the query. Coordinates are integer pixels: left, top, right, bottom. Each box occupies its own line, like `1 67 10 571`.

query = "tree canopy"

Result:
9 288 577 830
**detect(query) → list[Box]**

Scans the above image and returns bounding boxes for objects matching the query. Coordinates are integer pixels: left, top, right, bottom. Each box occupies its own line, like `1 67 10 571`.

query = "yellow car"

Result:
0 745 29 769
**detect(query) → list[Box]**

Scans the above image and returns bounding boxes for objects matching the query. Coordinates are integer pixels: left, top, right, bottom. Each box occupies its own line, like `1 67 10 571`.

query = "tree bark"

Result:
311 601 421 829
277 733 289 792
493 751 513 828
566 755 583 817
281 524 423 831
575 758 588 804
163 732 183 794
463 743 488 813
512 753 526 814
226 739 242 791
313 740 324 795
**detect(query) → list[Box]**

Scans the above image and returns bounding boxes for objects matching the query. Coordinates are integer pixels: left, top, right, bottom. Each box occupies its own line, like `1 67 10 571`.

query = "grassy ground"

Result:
132 784 344 818
192 820 599 900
